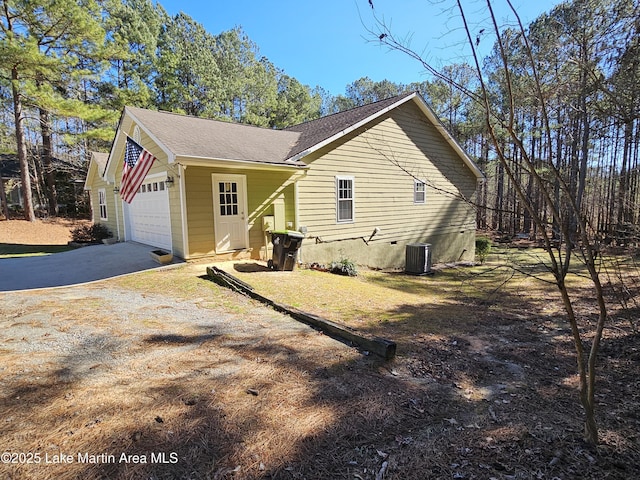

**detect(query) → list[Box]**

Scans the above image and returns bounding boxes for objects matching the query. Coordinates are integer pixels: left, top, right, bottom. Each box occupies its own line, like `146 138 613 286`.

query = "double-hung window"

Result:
414 180 426 204
98 188 108 220
336 176 354 223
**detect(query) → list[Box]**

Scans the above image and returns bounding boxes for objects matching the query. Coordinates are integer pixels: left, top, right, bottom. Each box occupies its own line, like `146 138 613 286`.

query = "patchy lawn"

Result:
1 228 639 479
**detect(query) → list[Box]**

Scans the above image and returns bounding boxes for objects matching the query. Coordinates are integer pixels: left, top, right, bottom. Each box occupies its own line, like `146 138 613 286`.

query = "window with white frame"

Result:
336 176 354 223
98 188 108 220
414 180 426 204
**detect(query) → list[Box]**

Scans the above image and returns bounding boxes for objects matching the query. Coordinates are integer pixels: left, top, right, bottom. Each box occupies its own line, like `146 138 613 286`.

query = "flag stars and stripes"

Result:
120 136 157 204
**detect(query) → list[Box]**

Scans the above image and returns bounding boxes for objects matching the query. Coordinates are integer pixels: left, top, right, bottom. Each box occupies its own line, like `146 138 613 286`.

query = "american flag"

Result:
120 136 156 204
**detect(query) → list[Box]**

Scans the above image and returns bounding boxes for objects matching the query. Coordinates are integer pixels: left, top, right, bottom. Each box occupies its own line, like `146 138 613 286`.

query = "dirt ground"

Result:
1 219 639 480
0 218 88 245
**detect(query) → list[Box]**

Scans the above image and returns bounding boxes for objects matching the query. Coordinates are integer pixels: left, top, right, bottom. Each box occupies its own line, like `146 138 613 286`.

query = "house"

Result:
0 153 23 214
85 92 484 269
2 152 92 218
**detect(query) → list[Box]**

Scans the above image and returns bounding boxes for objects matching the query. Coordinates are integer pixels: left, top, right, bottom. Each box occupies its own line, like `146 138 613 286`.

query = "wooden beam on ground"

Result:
207 265 255 292
206 266 396 360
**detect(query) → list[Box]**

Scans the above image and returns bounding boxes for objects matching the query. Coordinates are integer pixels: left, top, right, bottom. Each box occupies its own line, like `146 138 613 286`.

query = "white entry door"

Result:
212 174 248 252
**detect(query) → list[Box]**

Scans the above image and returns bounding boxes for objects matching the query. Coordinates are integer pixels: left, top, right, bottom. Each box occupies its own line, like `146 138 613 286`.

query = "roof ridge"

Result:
285 91 416 131
125 106 279 132
283 92 418 160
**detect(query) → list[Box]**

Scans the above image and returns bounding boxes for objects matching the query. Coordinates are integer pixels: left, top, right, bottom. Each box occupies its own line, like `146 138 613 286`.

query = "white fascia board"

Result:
412 96 486 181
102 110 125 184
178 156 308 172
126 108 176 164
286 93 419 164
103 107 176 183
83 160 97 190
287 92 485 182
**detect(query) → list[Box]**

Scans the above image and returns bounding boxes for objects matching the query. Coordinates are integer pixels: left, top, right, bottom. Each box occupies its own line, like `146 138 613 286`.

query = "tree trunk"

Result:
11 66 36 222
39 106 58 216
31 153 46 213
494 161 504 231
557 277 599 444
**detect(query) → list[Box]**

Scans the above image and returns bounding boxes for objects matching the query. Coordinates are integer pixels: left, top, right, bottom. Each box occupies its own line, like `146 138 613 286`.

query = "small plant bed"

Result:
328 257 358 276
70 222 113 245
149 249 174 265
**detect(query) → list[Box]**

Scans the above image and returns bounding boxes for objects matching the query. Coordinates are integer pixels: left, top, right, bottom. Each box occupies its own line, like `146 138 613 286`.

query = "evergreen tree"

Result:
1 0 108 219
102 0 162 110
155 12 221 116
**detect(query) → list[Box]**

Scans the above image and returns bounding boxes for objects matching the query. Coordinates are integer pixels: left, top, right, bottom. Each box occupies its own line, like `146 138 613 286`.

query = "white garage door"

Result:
125 178 172 251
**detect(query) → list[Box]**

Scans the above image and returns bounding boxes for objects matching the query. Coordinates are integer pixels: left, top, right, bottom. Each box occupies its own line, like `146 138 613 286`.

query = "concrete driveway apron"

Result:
0 242 181 292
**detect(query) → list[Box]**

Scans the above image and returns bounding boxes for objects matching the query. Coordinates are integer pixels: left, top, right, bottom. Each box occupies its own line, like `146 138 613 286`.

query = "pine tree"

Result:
0 0 108 219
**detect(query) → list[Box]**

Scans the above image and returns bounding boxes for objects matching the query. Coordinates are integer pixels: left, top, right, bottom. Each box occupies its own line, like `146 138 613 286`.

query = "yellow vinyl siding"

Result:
245 171 296 251
184 165 298 258
297 101 477 249
107 123 184 255
168 183 183 257
88 179 119 238
184 166 216 256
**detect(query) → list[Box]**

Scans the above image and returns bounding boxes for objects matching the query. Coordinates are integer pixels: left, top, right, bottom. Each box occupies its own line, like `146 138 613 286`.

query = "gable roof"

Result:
2 152 88 178
284 92 484 180
125 106 304 167
83 152 109 190
103 93 483 181
92 152 109 173
284 93 414 160
0 153 21 177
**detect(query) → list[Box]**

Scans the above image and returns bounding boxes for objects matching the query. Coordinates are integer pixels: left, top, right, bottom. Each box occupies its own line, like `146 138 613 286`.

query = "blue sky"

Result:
158 0 560 96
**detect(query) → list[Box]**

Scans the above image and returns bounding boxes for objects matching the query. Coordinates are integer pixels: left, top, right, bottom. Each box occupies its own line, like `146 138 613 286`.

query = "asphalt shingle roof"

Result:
0 154 21 177
89 152 109 177
125 107 304 166
123 93 416 167
284 92 415 160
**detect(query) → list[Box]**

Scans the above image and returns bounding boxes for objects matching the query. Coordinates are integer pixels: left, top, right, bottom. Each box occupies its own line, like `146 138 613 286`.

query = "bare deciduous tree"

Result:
364 0 617 444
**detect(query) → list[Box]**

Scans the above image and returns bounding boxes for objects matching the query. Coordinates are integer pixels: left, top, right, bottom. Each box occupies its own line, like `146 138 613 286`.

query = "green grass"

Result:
0 243 76 258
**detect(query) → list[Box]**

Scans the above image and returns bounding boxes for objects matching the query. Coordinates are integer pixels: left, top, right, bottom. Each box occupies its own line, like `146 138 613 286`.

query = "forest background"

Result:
0 0 639 247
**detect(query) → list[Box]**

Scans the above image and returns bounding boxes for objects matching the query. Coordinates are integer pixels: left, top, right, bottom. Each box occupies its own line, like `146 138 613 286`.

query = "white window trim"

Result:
336 175 355 223
98 188 108 220
414 180 426 204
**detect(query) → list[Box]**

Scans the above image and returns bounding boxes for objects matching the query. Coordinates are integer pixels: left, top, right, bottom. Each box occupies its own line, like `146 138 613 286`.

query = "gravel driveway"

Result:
0 269 345 383
0 265 358 479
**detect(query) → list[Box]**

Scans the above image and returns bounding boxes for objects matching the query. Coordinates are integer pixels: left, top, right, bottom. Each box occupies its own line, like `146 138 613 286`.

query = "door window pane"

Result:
219 181 239 216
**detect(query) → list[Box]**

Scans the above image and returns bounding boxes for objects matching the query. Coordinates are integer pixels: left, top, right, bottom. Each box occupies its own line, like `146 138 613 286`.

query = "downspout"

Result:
179 163 189 259
113 185 121 241
294 178 300 232
294 172 308 264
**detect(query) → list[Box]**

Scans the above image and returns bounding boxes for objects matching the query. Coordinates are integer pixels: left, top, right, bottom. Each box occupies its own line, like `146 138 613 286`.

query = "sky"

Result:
158 0 560 96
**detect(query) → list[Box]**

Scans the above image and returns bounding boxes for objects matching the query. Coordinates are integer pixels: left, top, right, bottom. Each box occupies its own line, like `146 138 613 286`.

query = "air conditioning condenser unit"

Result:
405 243 432 275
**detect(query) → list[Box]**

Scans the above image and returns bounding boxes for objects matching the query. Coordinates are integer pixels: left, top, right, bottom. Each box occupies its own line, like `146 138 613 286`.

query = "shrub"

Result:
329 258 358 277
71 223 112 243
475 237 492 264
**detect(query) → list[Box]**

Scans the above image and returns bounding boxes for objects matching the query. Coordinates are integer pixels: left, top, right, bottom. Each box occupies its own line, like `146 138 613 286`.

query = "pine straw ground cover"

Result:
0 222 639 479
219 249 640 479
0 218 89 257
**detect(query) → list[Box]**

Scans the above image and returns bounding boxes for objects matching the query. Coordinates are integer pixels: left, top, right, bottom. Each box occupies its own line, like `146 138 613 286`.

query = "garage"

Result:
124 175 172 251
